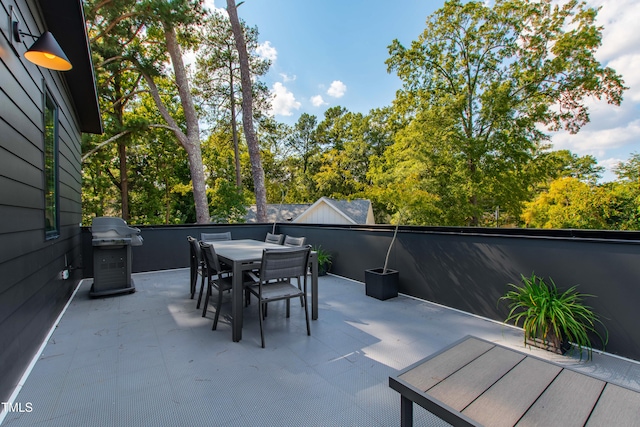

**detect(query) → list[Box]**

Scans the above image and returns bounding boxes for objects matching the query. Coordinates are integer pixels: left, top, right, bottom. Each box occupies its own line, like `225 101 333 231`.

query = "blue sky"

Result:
208 1 640 182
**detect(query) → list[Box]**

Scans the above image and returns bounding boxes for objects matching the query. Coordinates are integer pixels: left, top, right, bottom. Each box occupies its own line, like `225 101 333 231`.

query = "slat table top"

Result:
390 336 640 427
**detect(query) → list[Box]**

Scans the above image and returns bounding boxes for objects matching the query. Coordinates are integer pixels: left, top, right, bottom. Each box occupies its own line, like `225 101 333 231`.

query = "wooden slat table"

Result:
389 336 640 427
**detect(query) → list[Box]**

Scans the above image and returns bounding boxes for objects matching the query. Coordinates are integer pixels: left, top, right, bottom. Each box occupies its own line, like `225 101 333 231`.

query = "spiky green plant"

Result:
500 273 608 360
313 246 332 275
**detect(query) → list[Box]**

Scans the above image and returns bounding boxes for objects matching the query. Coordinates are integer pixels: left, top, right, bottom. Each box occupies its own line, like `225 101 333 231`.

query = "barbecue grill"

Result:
90 217 143 297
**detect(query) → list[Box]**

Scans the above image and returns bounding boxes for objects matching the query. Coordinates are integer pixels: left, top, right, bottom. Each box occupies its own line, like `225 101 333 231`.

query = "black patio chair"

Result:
265 232 284 245
199 242 234 330
187 236 205 300
283 235 307 305
283 235 306 247
200 231 232 242
245 245 311 348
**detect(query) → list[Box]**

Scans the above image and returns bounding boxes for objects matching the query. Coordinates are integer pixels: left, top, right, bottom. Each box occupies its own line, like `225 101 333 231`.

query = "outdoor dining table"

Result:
208 239 318 342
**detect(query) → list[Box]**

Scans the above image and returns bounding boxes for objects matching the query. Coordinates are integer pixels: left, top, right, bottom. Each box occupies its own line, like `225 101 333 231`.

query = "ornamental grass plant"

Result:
500 273 608 360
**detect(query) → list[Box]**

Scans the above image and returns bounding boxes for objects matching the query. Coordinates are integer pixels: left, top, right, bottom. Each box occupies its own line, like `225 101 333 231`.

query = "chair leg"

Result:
297 277 304 307
286 299 290 318
212 287 223 330
202 282 211 317
196 272 205 309
189 263 196 299
259 301 265 348
303 295 310 336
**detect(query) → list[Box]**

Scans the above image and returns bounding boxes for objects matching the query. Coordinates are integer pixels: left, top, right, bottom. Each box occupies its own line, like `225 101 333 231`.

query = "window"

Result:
44 90 59 239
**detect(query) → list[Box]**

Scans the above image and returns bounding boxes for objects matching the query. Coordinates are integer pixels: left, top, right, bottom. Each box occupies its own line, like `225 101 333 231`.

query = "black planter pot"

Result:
318 263 329 276
526 334 571 355
365 268 399 300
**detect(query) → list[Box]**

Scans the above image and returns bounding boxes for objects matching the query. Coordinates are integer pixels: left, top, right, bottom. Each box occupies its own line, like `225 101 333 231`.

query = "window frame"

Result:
43 87 60 240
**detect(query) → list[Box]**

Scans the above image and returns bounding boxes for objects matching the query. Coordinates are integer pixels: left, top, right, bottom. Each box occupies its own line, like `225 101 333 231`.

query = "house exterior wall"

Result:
365 206 375 224
0 0 85 403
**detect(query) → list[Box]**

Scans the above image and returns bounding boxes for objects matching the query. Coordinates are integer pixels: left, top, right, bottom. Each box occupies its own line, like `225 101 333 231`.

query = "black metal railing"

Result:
81 223 640 361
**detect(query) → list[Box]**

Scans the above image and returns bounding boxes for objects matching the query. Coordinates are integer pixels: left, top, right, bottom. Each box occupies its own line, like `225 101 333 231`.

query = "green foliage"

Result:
522 177 640 230
614 152 640 183
538 150 604 184
500 273 608 360
383 0 625 226
193 9 270 128
522 177 606 229
81 0 635 230
313 246 333 275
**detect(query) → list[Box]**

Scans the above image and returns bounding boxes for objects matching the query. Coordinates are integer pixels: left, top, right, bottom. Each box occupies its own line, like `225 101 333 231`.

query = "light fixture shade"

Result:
24 31 72 71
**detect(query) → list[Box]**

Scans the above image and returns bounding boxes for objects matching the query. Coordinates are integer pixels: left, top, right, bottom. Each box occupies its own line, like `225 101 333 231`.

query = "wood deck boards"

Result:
389 336 640 427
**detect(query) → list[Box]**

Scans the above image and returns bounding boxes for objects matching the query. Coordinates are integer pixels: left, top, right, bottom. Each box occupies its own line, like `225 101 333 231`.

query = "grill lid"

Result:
91 217 143 246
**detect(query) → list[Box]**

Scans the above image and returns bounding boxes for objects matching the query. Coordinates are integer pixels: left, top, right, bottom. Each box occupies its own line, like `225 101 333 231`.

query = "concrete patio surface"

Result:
2 269 639 426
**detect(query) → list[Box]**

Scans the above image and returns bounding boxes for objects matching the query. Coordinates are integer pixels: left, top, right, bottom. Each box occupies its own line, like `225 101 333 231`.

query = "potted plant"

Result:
314 246 332 276
500 273 608 360
365 220 400 300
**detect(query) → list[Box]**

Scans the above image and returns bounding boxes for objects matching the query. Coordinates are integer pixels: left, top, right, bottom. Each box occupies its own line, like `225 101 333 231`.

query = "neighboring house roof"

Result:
294 197 374 225
245 203 312 223
245 197 375 225
39 0 102 134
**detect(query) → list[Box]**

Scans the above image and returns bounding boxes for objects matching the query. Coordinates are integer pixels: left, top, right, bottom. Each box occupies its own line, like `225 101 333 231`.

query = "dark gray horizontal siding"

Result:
0 146 43 191
0 229 43 265
0 265 75 398
0 205 43 233
0 0 86 404
0 115 43 171
0 231 80 323
0 176 42 210
0 59 43 133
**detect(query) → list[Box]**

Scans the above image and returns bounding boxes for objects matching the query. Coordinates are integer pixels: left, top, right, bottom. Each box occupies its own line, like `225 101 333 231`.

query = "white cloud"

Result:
256 41 277 62
544 0 640 182
202 0 226 14
553 119 640 154
280 73 297 83
327 80 347 98
270 82 301 116
589 0 640 63
311 95 328 107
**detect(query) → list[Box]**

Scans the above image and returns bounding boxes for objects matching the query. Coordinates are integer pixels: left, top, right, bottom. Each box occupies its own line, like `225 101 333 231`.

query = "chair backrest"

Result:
187 236 202 260
265 232 284 245
199 242 224 274
259 246 311 282
283 235 306 247
201 231 232 242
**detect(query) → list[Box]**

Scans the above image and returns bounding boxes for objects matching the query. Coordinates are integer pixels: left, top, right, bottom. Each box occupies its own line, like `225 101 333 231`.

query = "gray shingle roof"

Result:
323 198 371 224
245 197 372 224
245 204 311 223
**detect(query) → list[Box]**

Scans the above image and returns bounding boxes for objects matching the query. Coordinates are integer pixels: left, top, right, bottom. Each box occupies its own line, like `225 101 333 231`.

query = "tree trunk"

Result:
114 75 129 221
226 0 267 222
162 24 210 223
118 141 129 221
229 67 242 190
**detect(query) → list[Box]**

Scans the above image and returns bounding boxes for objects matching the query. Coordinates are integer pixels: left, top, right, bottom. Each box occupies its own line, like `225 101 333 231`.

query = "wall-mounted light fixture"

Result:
12 20 72 71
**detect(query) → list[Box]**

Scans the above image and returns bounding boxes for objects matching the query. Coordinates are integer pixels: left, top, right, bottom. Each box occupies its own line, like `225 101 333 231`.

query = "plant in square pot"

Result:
314 246 332 276
365 221 400 300
499 273 608 360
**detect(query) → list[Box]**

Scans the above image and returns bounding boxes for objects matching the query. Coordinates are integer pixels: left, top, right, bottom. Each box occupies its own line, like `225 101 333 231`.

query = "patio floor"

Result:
2 269 640 426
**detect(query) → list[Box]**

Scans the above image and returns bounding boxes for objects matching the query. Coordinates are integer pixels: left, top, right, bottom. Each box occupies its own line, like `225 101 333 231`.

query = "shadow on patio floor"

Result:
2 269 639 426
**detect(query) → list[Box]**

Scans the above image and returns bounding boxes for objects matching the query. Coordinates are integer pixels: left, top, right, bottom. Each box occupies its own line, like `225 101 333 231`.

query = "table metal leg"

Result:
401 395 413 427
231 260 243 342
311 254 318 320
